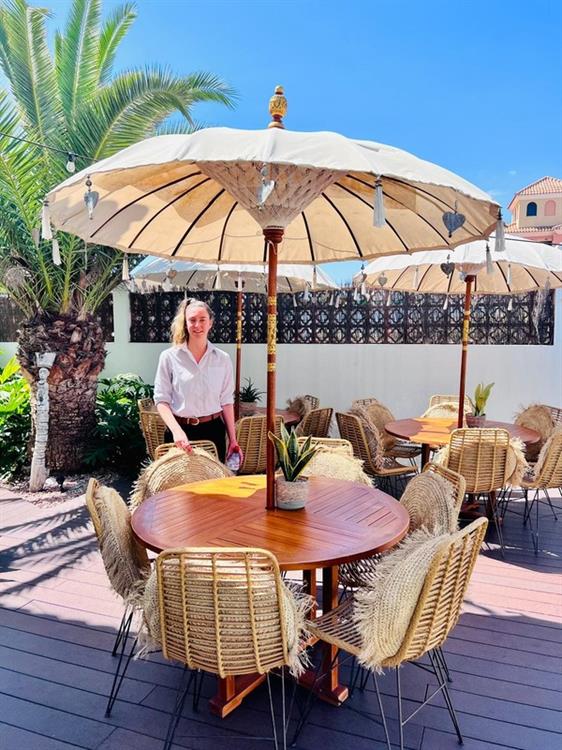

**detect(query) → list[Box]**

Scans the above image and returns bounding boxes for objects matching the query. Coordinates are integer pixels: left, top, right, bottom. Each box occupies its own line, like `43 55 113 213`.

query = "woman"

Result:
154 298 242 464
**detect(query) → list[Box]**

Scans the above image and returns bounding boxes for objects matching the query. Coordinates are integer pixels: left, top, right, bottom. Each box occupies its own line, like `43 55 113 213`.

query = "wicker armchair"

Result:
351 398 421 468
85 479 151 715
138 398 166 459
298 518 488 750
429 394 472 412
236 414 282 474
295 407 333 438
303 394 320 410
515 404 556 462
154 440 219 461
297 437 353 456
517 430 562 554
423 462 467 515
130 447 231 509
336 412 415 497
152 547 310 750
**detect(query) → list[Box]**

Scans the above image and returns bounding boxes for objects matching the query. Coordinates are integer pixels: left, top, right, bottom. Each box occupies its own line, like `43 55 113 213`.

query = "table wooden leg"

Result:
209 674 267 718
421 443 430 468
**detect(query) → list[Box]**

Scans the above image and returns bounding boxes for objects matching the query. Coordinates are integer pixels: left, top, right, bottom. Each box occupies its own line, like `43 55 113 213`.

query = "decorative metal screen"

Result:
0 295 115 342
129 289 554 345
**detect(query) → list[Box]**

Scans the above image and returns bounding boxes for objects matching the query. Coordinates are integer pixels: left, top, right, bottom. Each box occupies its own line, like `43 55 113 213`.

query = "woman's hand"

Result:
172 428 192 454
226 441 244 463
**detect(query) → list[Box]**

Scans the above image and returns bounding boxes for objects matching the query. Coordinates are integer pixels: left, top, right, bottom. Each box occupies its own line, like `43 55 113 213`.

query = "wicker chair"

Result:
429 394 472 412
138 398 166 459
352 399 421 467
339 462 465 592
515 404 556 462
297 518 488 750
303 394 320 410
236 414 283 474
130 447 232 509
85 479 151 716
295 407 333 438
297 437 353 456
336 412 415 497
515 430 562 554
154 440 220 461
153 547 310 750
548 406 562 427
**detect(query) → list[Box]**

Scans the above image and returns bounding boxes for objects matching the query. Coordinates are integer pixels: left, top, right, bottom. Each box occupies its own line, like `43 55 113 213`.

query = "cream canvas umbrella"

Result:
355 235 562 427
45 87 499 509
129 257 338 418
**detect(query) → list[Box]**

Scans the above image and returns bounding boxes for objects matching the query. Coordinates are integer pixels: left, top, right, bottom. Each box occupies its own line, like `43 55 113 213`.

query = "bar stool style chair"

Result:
236 414 283 474
295 407 333 438
296 518 488 750
336 412 415 497
153 547 311 750
85 479 151 716
138 398 166 459
130 447 232 509
154 440 219 461
517 430 562 554
352 399 421 468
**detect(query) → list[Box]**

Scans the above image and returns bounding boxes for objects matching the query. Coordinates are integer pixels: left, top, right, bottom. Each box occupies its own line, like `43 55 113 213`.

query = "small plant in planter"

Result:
466 382 494 427
238 377 265 416
268 423 318 510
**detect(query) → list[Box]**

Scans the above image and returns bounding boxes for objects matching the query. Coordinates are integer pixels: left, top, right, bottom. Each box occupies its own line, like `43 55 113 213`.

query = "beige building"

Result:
507 176 562 244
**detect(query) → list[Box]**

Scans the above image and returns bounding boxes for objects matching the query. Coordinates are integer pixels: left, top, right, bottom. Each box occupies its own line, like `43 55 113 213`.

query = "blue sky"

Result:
45 0 562 283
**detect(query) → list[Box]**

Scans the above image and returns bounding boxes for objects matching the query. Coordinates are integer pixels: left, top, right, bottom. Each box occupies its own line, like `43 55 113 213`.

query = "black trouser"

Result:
165 416 226 462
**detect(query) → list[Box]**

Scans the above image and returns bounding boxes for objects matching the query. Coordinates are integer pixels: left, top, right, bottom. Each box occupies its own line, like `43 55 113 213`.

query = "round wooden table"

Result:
132 474 409 717
385 417 541 466
237 406 300 427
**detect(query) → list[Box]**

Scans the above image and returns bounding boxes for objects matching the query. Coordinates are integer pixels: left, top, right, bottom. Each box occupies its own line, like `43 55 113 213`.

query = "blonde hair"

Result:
170 298 214 345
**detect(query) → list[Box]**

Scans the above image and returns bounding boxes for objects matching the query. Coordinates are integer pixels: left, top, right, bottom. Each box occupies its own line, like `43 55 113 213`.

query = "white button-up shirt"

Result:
153 342 234 418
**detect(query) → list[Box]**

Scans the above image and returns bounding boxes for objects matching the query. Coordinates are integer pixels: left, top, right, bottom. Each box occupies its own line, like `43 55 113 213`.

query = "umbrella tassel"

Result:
507 263 512 287
41 201 52 240
293 294 298 308
413 265 420 290
215 269 222 290
122 254 130 281
494 210 506 253
52 238 61 266
373 178 385 228
508 297 513 312
486 243 494 274
443 295 449 311
386 291 392 307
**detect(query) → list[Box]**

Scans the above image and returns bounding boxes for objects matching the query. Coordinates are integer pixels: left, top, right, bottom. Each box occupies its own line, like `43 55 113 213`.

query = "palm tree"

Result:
0 0 235 473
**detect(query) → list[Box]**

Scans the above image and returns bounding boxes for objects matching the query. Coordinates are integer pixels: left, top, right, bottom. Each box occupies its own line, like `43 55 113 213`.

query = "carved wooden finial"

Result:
268 85 287 129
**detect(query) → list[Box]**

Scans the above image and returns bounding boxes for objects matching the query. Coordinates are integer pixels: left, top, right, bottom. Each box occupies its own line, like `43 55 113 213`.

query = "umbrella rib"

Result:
89 170 205 240
171 188 227 257
301 210 316 262
391 266 411 291
217 201 238 262
523 265 541 288
496 263 511 294
338 178 447 247
320 192 363 258
416 264 434 293
128 176 213 248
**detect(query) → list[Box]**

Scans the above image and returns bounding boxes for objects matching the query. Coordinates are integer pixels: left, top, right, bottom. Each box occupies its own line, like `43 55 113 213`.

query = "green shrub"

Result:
0 356 31 481
84 373 153 475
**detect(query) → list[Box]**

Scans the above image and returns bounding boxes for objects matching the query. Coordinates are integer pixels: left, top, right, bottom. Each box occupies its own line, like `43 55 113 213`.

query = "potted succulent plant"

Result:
238 377 265 416
466 382 494 428
268 424 318 510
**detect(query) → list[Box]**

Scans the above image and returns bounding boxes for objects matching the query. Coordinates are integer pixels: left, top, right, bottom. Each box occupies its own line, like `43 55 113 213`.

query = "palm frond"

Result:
98 2 137 84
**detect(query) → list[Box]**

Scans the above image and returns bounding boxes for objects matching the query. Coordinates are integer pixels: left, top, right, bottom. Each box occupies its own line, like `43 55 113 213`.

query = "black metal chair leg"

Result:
436 646 452 683
105 611 135 717
544 491 559 521
266 673 280 750
429 651 463 745
372 673 391 750
111 606 130 657
163 668 195 750
396 667 405 750
192 669 204 713
492 500 505 559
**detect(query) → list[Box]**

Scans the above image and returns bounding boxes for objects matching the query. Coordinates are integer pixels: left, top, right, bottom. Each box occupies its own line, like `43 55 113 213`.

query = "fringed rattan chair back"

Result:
515 404 555 461
429 394 472 412
156 547 291 677
297 437 353 456
295 407 333 438
352 398 377 408
336 412 377 472
422 402 460 419
525 430 562 489
382 517 487 667
423 462 466 515
138 399 166 460
445 428 510 493
85 479 150 599
154 440 219 461
547 406 562 427
236 415 283 474
399 472 459 534
131 447 232 509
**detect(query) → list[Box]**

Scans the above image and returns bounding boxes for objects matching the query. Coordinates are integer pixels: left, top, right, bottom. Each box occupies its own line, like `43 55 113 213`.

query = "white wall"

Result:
3 287 561 422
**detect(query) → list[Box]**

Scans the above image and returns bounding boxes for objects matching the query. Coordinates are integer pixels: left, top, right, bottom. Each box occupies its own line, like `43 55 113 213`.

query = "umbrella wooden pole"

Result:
264 228 282 510
458 275 475 428
234 288 243 421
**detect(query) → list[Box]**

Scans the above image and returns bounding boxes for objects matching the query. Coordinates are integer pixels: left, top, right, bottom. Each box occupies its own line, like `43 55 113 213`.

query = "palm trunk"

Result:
17 313 106 472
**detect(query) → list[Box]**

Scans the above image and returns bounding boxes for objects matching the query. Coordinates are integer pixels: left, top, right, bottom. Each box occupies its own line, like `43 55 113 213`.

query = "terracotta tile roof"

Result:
508 176 562 210
506 222 562 233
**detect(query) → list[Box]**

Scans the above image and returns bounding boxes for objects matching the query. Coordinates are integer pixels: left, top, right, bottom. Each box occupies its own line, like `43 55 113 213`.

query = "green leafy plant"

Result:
239 377 264 403
471 382 494 416
84 373 153 474
0 355 31 480
268 423 318 482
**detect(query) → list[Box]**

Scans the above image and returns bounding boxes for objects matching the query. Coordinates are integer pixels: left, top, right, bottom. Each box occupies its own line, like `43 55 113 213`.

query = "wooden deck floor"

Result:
0 485 561 750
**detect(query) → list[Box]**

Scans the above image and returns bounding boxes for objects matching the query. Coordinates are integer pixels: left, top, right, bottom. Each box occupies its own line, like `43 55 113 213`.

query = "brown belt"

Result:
175 412 222 426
